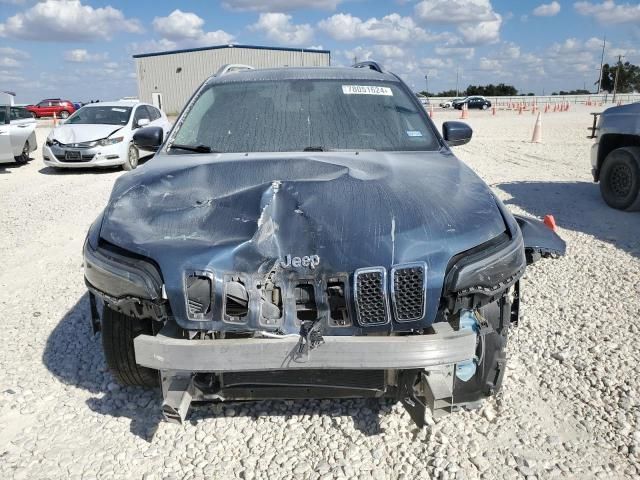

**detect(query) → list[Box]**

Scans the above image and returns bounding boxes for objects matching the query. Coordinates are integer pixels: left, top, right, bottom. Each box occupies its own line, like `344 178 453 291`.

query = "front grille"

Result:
222 370 385 390
54 154 94 162
354 267 389 326
391 263 427 322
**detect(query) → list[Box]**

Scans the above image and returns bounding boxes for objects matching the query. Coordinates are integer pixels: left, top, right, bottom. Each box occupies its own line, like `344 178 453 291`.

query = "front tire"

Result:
599 147 640 211
122 144 139 171
101 307 158 387
59 110 70 119
15 141 29 164
482 104 488 110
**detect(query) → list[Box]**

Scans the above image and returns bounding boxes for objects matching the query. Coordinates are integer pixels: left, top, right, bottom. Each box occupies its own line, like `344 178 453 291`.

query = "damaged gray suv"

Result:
83 62 566 426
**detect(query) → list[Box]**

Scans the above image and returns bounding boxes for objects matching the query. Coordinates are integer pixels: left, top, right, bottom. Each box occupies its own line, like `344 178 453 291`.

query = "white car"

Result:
42 101 171 170
439 98 462 109
0 106 38 164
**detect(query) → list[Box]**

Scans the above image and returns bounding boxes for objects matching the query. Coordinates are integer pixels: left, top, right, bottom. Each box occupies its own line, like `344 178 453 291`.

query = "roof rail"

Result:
215 64 255 76
352 61 385 73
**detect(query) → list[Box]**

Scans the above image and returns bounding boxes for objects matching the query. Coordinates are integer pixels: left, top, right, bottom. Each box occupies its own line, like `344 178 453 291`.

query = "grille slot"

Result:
391 263 427 322
354 268 389 326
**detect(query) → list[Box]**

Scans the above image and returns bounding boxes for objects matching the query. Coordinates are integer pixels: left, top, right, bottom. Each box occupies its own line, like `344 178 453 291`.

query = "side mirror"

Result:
133 126 163 151
442 121 472 147
136 118 150 128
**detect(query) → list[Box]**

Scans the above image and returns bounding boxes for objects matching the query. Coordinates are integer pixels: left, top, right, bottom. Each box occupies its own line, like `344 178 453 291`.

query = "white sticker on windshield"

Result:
111 108 127 112
342 85 393 96
407 130 423 137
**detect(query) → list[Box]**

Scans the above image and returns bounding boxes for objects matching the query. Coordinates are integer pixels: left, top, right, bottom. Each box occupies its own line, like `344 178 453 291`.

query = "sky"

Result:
1 0 639 104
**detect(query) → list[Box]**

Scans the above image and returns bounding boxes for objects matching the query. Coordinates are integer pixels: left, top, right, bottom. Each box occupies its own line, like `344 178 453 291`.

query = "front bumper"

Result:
42 142 126 168
590 141 599 181
134 323 476 372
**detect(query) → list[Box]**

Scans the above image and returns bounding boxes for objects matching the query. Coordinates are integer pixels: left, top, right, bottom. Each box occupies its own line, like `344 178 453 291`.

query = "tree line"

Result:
415 60 639 98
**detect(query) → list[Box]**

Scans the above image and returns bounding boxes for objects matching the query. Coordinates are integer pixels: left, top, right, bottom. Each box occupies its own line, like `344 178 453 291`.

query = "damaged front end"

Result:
83 155 566 426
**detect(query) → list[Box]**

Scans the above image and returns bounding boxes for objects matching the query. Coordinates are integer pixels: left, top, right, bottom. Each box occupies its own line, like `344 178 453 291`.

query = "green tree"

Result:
598 61 640 93
465 83 518 96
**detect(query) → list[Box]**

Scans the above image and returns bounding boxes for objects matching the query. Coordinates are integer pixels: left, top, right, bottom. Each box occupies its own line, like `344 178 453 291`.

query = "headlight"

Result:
84 241 163 300
46 138 59 147
445 231 525 296
97 136 124 146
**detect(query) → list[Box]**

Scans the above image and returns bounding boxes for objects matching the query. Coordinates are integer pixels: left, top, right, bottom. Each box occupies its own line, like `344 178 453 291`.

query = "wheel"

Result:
101 306 158 387
14 140 29 164
599 147 640 211
59 110 70 119
122 144 139 171
482 104 488 110
31 112 37 119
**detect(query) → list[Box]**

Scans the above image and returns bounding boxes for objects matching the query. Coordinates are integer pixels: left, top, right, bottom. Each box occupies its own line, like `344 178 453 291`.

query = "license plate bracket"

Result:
65 150 81 160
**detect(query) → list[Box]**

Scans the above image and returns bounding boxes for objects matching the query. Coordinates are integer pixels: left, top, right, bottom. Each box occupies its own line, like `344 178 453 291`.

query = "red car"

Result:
25 99 76 119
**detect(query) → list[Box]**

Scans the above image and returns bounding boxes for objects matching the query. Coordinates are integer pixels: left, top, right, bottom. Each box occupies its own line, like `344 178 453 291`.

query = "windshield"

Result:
170 79 439 153
66 106 132 125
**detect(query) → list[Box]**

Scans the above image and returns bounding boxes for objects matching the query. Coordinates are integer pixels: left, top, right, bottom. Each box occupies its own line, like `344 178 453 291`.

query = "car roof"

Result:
83 100 142 108
206 66 399 86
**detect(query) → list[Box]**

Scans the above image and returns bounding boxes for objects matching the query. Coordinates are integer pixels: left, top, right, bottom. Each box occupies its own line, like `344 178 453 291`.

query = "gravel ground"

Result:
0 105 639 480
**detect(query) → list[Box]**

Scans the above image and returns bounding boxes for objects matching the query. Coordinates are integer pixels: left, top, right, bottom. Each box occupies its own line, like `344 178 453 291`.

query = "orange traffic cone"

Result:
53 112 57 127
543 214 557 232
544 104 549 113
492 106 496 116
461 103 468 119
429 104 434 118
531 112 542 143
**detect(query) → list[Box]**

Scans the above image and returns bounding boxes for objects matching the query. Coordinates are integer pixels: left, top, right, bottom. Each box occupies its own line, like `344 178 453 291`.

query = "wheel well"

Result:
597 134 640 180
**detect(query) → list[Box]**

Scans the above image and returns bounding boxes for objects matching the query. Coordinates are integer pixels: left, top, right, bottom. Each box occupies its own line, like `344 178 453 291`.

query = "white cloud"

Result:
251 13 313 45
415 0 498 22
223 0 341 11
0 0 142 41
0 69 23 83
457 17 502 44
129 38 179 55
574 1 640 24
533 1 561 16
434 45 475 59
319 13 438 43
0 46 29 68
0 57 21 68
414 0 502 44
152 10 234 46
63 49 107 63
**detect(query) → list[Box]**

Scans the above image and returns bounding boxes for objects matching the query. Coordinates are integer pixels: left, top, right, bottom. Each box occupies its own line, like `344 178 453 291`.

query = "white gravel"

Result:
1 106 639 480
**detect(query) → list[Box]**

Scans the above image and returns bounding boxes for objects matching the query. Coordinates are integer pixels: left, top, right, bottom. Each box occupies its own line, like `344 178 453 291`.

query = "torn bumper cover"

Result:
134 325 476 372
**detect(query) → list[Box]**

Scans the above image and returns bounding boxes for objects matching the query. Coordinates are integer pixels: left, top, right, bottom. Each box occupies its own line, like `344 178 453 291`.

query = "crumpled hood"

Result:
99 151 508 327
101 150 506 272
51 124 123 144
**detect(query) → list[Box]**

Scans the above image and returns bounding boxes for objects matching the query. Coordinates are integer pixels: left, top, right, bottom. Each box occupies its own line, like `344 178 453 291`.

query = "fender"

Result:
514 214 566 264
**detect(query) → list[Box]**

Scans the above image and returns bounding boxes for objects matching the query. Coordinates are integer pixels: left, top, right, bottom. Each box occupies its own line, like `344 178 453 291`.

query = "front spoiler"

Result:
134 323 476 372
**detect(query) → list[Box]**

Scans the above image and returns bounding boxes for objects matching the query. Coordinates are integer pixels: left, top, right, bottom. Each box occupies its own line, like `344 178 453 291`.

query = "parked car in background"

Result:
416 95 430 107
25 99 76 119
440 98 462 109
590 102 640 210
0 105 38 164
453 96 492 110
43 101 171 170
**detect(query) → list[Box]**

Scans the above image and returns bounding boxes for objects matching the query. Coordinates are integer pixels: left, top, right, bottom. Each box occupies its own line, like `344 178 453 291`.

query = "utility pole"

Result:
424 74 429 95
597 36 606 94
612 54 623 103
455 66 459 97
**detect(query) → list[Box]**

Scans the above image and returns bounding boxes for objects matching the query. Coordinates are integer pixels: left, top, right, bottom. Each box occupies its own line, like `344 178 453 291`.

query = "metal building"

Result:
133 44 331 115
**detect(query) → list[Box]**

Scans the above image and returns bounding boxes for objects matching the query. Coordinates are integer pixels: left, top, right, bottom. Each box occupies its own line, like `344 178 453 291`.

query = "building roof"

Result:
132 43 331 59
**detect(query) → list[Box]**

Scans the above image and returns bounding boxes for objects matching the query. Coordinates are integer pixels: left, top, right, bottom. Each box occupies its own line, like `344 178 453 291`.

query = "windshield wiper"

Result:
303 146 325 152
169 143 219 153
